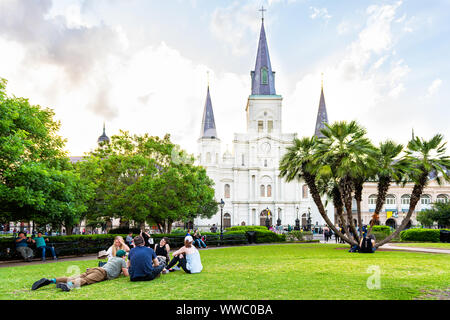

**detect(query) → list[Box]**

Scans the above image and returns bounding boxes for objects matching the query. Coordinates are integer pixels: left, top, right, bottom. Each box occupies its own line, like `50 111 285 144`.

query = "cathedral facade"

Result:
194 18 335 230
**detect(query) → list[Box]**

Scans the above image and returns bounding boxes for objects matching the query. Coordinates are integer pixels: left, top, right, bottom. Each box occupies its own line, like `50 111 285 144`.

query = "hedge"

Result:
371 225 391 235
225 226 269 232
399 228 449 242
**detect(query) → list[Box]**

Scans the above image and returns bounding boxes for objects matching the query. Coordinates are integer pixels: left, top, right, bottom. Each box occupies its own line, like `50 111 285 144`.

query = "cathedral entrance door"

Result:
260 209 273 227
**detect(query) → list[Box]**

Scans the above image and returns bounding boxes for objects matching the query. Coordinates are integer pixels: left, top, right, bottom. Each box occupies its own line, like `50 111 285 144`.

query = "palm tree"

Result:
315 121 377 243
367 140 405 236
279 137 358 245
375 134 450 248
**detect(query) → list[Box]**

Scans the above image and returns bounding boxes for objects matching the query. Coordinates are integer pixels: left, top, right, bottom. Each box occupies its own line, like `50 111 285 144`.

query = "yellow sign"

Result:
386 211 393 219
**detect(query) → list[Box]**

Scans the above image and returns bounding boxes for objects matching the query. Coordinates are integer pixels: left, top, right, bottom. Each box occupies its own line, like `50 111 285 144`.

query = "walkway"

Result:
380 244 450 254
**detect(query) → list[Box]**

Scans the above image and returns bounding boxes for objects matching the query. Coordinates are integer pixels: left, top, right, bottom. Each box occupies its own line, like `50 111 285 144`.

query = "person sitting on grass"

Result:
128 236 164 282
31 249 129 292
15 232 34 262
193 229 207 249
32 232 57 262
154 237 171 267
359 233 376 253
165 236 203 274
106 236 130 259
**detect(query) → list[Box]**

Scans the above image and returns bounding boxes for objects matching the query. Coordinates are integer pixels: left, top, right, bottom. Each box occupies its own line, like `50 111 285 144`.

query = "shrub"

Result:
372 225 391 235
108 227 141 235
225 226 269 232
286 231 313 241
400 228 441 242
254 230 286 243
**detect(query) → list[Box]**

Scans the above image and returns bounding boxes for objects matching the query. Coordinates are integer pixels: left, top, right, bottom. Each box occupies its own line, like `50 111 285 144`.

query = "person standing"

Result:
15 232 34 262
140 229 152 248
32 232 57 262
128 236 164 282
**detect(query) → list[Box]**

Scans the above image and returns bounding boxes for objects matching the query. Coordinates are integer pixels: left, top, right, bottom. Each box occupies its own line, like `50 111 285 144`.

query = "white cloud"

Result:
427 79 442 97
309 7 332 21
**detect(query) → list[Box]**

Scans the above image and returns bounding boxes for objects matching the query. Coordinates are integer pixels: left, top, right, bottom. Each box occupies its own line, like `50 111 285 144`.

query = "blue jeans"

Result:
194 239 207 248
38 246 56 260
130 265 164 281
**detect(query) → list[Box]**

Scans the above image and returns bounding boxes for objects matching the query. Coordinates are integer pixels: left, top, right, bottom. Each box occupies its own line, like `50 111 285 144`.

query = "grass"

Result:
0 243 449 300
391 242 450 249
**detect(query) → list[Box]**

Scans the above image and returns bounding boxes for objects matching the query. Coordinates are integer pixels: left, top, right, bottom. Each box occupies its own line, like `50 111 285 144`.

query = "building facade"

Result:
194 18 335 231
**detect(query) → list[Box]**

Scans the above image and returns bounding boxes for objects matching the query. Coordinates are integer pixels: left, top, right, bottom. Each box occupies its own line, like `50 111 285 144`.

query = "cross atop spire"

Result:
259 5 266 20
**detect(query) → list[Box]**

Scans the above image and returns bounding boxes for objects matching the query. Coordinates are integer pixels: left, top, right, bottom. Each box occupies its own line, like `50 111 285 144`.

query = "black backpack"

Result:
360 237 373 253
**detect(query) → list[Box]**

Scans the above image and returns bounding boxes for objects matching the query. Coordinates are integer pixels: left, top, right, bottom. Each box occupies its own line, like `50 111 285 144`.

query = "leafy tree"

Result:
417 202 450 228
0 78 92 232
77 131 217 233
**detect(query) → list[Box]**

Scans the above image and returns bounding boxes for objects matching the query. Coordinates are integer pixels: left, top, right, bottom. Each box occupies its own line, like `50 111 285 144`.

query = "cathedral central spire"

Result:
251 10 276 95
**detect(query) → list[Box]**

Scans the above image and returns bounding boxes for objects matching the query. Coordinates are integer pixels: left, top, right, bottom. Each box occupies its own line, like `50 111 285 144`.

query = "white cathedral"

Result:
194 17 335 230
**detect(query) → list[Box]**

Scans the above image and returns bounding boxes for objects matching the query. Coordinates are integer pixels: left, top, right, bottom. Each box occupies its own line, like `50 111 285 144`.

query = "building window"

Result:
368 195 377 205
436 194 449 203
224 184 231 198
385 195 396 205
401 195 410 205
268 120 273 133
267 185 272 197
258 121 264 133
302 185 309 199
216 153 219 164
206 152 211 163
264 159 268 167
242 154 245 166
261 67 268 85
260 185 266 197
421 194 431 205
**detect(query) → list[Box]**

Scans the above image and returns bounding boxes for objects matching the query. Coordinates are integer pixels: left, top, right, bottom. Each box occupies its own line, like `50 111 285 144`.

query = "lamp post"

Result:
265 207 271 230
307 207 312 232
219 199 225 243
295 206 300 231
277 208 282 227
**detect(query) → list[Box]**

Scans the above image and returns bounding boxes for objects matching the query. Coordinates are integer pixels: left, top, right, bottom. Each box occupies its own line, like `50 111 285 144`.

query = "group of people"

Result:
15 231 57 262
31 234 203 292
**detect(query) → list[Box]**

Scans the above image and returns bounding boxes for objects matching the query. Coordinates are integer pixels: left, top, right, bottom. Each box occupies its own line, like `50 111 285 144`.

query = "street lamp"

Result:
295 206 300 231
307 207 312 232
265 207 271 230
219 199 225 242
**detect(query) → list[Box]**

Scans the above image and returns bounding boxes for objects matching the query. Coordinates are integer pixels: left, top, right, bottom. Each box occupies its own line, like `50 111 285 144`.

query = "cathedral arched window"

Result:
267 185 272 197
242 154 245 166
260 185 266 197
224 184 231 198
261 67 268 85
302 185 309 198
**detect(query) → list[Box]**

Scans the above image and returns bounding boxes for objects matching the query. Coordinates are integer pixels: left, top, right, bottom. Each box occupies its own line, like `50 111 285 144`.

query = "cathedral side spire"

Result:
200 85 218 139
251 8 276 95
314 76 329 138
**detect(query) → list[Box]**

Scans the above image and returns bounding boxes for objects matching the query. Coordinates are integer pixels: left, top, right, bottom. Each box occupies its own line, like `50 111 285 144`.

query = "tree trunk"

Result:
368 178 391 236
332 186 351 238
375 173 427 248
303 171 358 246
354 181 363 236
340 178 359 243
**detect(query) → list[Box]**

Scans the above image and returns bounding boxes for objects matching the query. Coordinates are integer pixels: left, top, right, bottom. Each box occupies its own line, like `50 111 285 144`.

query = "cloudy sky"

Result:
0 0 449 156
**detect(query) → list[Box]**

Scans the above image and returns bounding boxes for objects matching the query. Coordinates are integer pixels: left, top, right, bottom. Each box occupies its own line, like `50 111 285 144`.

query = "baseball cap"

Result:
185 236 193 243
116 250 127 257
97 250 108 259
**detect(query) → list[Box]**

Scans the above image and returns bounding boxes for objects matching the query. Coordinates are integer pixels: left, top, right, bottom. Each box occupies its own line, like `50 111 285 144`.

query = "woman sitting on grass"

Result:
106 236 130 259
164 236 203 274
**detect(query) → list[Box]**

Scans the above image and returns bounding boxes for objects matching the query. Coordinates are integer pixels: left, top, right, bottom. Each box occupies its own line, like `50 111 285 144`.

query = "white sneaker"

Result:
162 269 169 274
173 266 181 271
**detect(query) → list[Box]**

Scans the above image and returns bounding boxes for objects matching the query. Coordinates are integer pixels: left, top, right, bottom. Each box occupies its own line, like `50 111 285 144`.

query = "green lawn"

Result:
1 244 449 300
391 242 450 249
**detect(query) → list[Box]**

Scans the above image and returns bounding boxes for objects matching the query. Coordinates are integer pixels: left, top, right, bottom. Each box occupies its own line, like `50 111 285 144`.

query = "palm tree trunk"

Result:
354 181 363 236
375 174 427 248
332 186 351 239
303 171 358 246
340 178 359 243
368 178 391 236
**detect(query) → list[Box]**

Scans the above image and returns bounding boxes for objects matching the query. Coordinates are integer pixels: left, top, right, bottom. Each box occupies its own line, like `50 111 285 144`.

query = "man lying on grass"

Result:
31 249 129 292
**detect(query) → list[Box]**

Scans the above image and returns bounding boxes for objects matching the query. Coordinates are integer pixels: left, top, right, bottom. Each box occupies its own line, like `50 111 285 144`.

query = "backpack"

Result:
360 237 373 253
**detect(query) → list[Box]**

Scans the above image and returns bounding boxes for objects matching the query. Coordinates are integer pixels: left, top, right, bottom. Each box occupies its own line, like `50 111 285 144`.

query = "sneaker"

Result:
168 268 176 272
56 283 71 292
173 266 181 271
31 278 52 290
162 269 169 274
